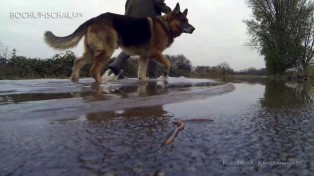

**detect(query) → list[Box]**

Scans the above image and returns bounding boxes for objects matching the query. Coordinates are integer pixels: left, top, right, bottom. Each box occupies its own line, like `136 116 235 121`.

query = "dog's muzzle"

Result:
183 25 195 34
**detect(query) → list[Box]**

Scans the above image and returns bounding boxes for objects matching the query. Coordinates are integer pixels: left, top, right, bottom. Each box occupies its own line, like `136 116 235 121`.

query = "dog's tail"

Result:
44 18 94 50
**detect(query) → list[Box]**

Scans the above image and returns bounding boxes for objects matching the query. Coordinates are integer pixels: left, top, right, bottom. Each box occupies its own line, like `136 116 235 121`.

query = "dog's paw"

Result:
138 77 148 81
70 77 79 83
158 75 168 80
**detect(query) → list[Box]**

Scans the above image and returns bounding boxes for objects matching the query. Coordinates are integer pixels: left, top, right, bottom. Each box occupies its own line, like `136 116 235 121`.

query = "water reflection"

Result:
85 105 168 123
86 81 168 101
0 80 168 104
250 80 314 168
260 80 313 108
85 81 169 122
0 78 220 106
225 76 269 85
0 93 74 105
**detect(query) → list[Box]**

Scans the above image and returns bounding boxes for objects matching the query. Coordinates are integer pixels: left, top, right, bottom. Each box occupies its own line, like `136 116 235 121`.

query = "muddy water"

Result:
0 78 313 176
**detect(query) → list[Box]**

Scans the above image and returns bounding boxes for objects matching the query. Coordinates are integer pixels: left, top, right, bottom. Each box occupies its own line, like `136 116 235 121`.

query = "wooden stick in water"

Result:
163 120 185 145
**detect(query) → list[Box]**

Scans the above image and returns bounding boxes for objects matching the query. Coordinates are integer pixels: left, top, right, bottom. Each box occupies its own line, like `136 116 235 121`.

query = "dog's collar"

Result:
155 17 174 46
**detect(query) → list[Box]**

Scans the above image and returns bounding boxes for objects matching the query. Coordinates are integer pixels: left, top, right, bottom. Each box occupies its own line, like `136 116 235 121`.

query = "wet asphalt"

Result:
0 78 313 176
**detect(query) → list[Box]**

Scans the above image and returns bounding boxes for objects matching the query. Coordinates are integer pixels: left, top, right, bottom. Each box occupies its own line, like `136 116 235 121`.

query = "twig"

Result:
163 120 185 146
161 118 214 146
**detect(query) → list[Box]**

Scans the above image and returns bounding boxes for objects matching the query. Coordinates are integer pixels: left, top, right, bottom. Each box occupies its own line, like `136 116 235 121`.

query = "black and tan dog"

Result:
44 3 195 83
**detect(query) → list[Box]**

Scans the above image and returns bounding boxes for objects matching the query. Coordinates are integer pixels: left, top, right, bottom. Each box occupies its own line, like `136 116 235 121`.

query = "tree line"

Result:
193 62 234 77
1 46 313 80
0 49 197 79
0 47 241 80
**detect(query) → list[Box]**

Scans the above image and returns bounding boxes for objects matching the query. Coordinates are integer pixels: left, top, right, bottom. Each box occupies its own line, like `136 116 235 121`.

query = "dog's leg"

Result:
90 50 112 83
87 26 117 83
138 56 149 80
71 46 92 82
151 52 170 77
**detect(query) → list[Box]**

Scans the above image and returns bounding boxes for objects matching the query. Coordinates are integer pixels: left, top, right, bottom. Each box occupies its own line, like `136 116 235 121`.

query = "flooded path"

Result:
0 78 313 175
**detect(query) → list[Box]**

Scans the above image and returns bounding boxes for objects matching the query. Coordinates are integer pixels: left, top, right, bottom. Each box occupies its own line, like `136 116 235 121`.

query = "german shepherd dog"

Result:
44 3 195 83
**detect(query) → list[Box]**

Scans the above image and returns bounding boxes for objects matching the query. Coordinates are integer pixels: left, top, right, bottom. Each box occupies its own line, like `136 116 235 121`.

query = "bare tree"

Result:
215 62 234 75
300 12 314 74
166 54 192 72
0 42 12 59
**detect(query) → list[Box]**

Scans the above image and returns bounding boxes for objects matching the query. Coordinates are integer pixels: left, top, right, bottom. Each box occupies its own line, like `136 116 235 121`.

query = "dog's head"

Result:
169 3 195 35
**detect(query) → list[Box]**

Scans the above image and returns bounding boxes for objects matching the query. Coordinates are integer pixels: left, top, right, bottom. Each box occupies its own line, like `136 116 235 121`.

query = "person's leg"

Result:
147 59 158 78
108 51 130 75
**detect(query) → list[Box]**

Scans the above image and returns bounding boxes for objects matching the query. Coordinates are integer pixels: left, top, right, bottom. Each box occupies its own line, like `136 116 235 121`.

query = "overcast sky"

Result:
0 0 265 71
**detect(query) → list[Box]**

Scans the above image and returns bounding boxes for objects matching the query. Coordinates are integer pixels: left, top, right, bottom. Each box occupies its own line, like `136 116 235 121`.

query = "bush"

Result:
0 51 194 79
308 66 314 79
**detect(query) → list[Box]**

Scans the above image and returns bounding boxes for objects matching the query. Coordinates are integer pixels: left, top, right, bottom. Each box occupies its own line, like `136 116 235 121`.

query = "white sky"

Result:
0 0 265 71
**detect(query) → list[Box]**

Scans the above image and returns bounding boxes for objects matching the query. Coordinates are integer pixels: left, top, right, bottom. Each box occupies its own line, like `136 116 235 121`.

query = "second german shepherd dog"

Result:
44 3 195 83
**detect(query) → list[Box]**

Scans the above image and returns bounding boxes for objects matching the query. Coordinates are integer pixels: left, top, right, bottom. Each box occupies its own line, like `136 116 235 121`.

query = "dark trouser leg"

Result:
147 59 158 78
109 51 130 75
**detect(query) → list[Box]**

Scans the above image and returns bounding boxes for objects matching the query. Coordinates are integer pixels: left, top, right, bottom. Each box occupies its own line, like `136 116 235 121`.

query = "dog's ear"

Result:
173 3 181 14
183 9 188 16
